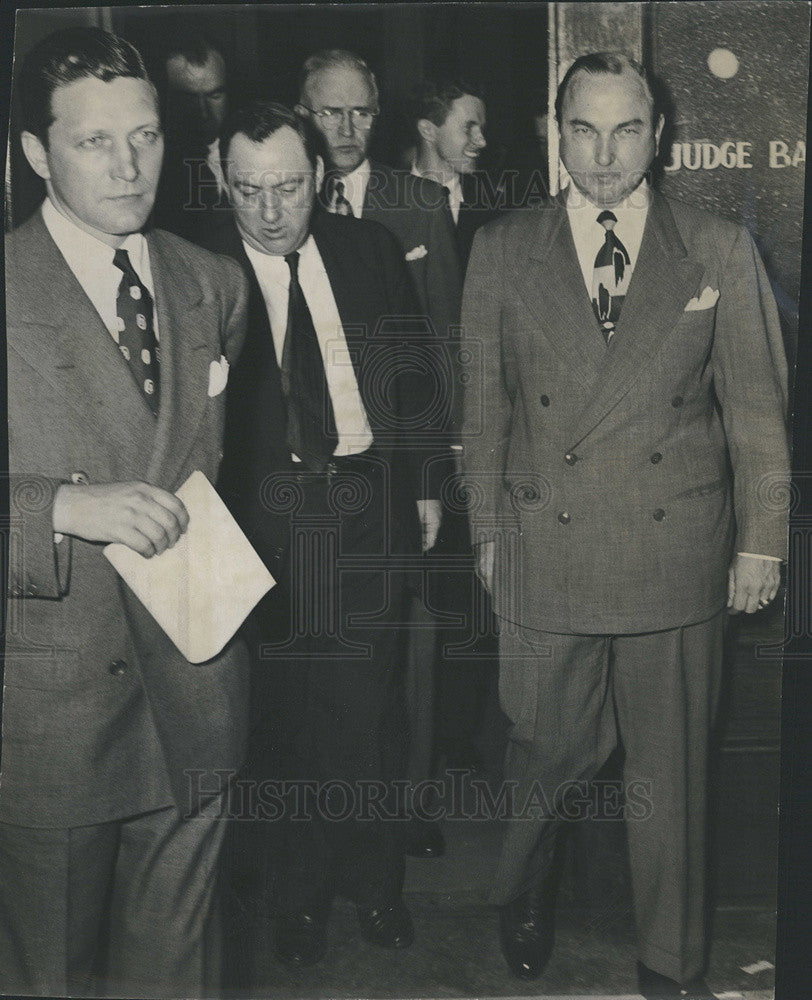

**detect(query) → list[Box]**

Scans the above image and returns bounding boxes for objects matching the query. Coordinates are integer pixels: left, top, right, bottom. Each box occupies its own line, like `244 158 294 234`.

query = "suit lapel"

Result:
10 214 157 479
515 196 607 386
567 191 704 447
145 232 211 487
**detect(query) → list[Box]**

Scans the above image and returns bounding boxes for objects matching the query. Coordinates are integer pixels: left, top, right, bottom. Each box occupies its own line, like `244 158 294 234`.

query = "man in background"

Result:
2 27 248 997
152 28 231 242
296 48 462 859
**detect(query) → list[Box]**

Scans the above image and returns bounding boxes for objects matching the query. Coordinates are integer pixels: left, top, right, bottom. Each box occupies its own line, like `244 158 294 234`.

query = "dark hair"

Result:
220 100 320 179
19 26 150 143
161 28 225 70
298 49 379 109
411 78 484 129
554 51 659 127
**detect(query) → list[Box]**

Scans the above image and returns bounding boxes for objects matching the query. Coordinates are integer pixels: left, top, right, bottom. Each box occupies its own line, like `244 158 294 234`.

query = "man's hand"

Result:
416 499 442 553
53 482 189 558
727 553 781 614
474 539 495 594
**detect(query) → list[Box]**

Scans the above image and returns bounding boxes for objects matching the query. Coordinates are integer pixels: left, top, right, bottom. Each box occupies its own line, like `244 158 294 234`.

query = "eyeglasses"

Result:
300 105 378 130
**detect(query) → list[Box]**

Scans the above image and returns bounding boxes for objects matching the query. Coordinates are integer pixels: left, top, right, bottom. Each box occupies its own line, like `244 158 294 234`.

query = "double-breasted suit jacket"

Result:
3 209 250 829
461 190 790 636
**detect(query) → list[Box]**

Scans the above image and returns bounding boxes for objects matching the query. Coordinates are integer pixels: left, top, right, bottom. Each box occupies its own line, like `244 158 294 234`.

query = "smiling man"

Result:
412 79 489 271
2 27 248 997
460 52 789 998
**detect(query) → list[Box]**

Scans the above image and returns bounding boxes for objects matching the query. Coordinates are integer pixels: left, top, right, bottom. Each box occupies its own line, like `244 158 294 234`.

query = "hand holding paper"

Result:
104 471 274 663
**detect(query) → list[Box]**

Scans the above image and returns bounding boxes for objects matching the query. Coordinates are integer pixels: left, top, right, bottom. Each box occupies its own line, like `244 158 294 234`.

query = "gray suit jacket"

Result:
2 209 250 827
461 191 790 634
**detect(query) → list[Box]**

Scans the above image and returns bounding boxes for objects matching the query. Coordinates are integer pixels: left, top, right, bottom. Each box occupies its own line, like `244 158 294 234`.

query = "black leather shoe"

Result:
357 899 414 949
498 878 556 979
275 911 328 968
637 961 718 999
405 818 446 858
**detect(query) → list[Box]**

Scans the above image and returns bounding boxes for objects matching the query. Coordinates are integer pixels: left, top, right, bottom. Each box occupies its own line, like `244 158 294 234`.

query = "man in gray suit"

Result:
461 53 789 998
2 27 248 997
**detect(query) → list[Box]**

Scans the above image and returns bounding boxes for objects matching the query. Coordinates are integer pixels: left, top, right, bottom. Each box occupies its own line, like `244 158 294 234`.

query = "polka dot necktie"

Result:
325 176 354 216
113 248 160 415
591 210 632 344
280 251 338 470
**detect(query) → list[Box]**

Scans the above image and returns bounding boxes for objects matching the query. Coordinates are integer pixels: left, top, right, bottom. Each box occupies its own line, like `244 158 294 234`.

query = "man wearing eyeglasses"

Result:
296 50 463 862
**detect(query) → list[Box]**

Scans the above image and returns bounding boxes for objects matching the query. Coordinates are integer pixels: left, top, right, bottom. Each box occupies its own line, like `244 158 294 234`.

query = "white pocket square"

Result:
208 355 229 397
684 286 720 311
405 244 428 261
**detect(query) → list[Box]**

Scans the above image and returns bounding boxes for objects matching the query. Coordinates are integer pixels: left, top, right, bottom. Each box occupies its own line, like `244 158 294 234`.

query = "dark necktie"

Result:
280 251 338 470
591 210 632 344
112 248 160 414
325 176 354 216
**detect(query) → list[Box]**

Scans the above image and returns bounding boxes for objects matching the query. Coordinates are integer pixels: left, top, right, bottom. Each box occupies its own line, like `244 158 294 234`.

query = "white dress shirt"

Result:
412 164 462 224
242 234 373 458
565 180 649 296
42 196 159 341
326 158 371 218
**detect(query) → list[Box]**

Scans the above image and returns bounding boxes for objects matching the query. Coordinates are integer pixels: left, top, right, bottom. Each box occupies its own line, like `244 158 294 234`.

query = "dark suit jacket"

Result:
461 190 790 634
3 209 250 827
211 210 438 580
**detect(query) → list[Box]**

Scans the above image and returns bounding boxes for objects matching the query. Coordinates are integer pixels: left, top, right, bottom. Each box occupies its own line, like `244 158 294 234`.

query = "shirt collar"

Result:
242 232 317 279
41 196 149 283
336 159 371 215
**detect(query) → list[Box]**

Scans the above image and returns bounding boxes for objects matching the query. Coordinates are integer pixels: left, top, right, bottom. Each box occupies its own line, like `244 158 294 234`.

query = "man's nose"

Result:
595 134 616 166
472 128 487 149
111 140 139 182
337 111 355 137
261 190 281 222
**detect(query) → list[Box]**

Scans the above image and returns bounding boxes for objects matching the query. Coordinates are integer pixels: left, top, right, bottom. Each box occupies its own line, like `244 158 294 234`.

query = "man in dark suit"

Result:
212 101 440 968
461 53 789 998
2 28 248 997
411 78 490 273
151 29 232 244
296 49 463 859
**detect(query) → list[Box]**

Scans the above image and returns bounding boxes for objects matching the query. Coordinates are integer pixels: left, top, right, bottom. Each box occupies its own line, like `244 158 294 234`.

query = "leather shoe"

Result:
357 899 414 949
637 961 718 999
405 818 446 858
275 911 328 968
498 877 556 979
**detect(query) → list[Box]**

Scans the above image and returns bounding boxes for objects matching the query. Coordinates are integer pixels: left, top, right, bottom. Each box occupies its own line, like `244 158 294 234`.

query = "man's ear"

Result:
293 103 308 119
314 154 325 192
416 118 437 146
21 131 50 180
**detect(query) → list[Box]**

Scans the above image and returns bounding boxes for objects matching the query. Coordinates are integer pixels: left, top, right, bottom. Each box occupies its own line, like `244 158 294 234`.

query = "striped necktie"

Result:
325 176 354 216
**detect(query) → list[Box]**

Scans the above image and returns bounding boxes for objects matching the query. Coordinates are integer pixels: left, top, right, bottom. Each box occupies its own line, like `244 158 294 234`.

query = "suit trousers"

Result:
492 611 725 984
245 453 409 914
0 795 227 998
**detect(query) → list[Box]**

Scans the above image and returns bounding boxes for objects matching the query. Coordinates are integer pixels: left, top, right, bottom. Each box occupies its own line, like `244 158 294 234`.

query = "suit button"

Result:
558 511 571 525
70 470 90 485
671 396 684 408
109 659 127 676
540 394 550 407
650 452 662 464
565 453 578 466
653 508 666 521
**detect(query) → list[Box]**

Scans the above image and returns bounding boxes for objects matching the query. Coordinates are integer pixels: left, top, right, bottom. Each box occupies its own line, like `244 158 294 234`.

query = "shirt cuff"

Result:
737 552 782 562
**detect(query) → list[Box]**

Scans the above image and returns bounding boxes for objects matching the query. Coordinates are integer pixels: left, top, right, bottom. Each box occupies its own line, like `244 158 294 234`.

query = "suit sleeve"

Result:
6 348 72 599
711 225 790 559
460 223 515 546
